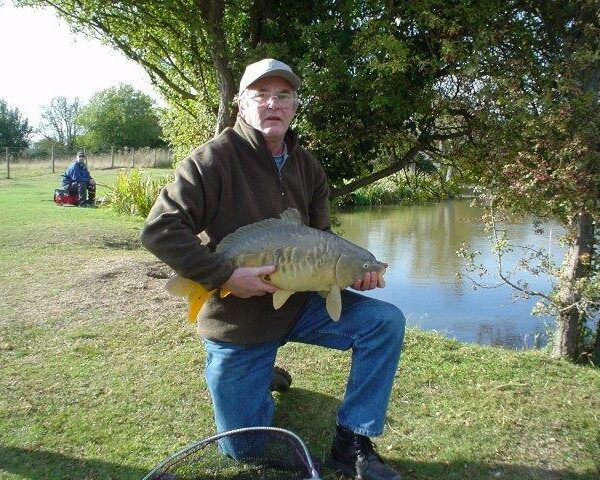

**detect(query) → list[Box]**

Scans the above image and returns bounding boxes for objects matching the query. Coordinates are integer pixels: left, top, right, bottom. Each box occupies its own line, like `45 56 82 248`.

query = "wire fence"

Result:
1 146 174 179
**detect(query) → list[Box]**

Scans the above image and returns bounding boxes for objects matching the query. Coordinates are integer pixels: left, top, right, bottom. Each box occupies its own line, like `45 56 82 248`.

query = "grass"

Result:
1 172 599 480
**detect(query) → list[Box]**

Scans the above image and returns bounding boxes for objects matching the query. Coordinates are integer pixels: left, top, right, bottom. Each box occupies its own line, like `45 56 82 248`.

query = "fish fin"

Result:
165 276 198 297
325 285 342 321
187 284 215 322
273 290 295 310
318 291 329 299
278 208 303 225
219 288 231 298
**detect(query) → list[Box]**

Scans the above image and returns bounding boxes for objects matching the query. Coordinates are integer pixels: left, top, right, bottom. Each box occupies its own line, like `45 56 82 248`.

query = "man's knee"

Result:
373 301 406 344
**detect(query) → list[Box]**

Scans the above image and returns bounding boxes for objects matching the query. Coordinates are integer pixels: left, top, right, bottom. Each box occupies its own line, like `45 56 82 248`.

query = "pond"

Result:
337 200 565 349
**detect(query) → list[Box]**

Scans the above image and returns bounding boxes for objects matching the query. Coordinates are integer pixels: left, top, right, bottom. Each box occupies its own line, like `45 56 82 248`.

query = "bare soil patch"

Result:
38 256 187 326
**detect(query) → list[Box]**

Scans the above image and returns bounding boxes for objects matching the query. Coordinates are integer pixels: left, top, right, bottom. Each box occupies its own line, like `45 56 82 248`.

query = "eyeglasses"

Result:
246 91 296 108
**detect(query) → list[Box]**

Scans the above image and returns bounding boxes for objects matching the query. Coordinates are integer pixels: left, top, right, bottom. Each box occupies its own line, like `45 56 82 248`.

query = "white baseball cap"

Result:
238 58 301 95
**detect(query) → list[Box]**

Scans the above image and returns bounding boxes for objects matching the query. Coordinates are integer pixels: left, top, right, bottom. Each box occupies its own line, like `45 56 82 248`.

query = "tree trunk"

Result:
550 1 599 361
213 65 237 135
196 0 237 135
551 212 594 360
592 319 600 365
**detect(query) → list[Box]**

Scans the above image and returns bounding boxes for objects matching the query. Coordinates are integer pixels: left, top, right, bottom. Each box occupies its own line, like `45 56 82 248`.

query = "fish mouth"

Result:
371 261 388 275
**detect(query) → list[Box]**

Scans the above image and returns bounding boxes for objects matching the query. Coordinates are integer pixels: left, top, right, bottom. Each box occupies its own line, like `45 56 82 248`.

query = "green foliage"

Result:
337 170 461 207
107 168 171 218
458 1 600 224
158 100 215 162
28 138 68 159
76 85 164 151
279 1 522 193
347 181 408 207
0 98 32 148
22 0 509 191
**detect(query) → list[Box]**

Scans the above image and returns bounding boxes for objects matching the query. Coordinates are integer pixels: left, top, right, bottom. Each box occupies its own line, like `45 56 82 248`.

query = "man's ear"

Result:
237 99 246 119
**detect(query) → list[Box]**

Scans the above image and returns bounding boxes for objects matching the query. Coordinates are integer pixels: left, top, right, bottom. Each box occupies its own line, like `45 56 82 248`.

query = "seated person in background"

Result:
62 151 96 206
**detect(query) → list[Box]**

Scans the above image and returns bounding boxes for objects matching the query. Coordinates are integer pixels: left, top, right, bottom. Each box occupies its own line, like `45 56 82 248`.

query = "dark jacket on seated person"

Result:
62 159 92 188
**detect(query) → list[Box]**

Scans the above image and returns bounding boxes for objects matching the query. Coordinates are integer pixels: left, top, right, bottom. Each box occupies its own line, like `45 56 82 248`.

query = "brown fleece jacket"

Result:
141 117 331 343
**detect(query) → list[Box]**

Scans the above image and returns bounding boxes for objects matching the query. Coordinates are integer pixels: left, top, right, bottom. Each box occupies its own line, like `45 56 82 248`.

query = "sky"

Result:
0 2 162 129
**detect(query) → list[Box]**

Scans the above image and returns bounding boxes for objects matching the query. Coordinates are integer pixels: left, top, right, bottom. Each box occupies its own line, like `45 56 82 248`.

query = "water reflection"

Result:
337 201 564 349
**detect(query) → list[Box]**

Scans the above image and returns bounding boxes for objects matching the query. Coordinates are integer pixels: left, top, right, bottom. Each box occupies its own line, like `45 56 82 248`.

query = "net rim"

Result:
142 426 321 480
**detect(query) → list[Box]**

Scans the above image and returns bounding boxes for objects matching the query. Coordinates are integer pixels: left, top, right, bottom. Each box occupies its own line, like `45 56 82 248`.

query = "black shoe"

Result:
329 425 401 480
269 366 292 393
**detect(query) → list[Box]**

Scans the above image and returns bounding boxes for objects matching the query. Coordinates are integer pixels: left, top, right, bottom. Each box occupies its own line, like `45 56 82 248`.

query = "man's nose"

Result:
266 96 282 109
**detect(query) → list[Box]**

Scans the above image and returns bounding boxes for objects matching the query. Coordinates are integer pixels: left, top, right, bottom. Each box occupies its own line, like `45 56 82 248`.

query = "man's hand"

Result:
222 265 278 298
351 264 388 291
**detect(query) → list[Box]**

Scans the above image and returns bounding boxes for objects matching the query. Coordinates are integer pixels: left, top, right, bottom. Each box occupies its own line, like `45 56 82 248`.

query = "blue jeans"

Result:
62 180 88 203
203 290 406 458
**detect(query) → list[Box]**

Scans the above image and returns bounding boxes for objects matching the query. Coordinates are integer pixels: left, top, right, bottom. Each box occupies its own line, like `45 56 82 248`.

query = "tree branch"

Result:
329 143 423 198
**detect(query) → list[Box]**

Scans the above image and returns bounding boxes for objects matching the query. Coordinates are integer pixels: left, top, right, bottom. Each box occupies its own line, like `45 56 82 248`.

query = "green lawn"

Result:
1 171 599 480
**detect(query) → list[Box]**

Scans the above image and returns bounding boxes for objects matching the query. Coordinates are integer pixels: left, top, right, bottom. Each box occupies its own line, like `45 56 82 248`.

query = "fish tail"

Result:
165 276 215 323
187 284 215 322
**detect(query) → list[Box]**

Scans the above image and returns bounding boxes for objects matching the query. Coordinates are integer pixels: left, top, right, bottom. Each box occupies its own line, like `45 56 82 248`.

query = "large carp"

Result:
166 208 387 322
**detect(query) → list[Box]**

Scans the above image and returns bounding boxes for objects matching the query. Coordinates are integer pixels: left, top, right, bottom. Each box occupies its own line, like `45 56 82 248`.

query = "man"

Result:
61 151 95 207
141 58 405 480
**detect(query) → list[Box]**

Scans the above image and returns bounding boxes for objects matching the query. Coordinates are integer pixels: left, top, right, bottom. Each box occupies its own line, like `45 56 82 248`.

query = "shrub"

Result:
107 168 171 217
335 171 461 207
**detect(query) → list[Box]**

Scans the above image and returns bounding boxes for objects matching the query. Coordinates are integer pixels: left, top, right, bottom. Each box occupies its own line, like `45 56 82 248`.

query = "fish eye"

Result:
363 263 369 269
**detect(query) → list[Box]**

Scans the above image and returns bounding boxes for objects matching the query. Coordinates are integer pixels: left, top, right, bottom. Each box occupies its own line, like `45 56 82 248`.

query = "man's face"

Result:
239 76 297 143
77 154 85 164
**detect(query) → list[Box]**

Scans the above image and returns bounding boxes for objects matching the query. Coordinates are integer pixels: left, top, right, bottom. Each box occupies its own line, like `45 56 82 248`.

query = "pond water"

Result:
337 200 565 349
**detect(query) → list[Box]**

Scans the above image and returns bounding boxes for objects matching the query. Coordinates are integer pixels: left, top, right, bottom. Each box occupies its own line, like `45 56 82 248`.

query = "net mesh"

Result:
144 427 321 480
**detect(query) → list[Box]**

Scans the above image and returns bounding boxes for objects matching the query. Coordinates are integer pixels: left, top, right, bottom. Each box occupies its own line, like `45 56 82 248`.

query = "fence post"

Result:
131 149 135 168
111 146 115 169
51 146 55 174
153 148 157 168
5 147 9 179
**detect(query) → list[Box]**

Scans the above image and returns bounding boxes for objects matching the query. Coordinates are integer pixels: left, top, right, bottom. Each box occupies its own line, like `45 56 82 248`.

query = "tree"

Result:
39 96 82 150
30 138 66 158
76 84 164 150
21 0 495 189
0 99 32 149
458 0 600 361
158 100 215 161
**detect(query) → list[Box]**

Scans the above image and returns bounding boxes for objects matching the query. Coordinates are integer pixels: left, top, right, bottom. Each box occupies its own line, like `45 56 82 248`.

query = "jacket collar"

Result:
233 115 298 157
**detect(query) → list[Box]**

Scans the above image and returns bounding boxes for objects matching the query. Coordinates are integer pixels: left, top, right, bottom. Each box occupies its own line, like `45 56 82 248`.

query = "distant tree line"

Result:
0 84 165 154
0 99 32 149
